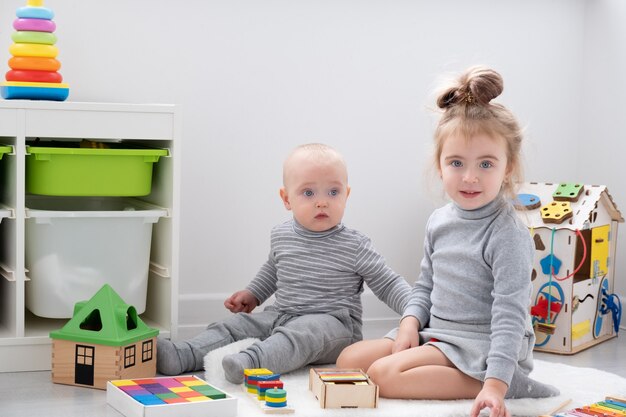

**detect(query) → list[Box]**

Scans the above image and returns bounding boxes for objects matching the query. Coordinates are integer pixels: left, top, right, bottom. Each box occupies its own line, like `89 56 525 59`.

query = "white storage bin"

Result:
25 196 168 318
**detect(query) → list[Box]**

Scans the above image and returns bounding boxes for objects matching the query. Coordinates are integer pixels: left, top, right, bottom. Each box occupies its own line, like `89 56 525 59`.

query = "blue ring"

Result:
16 6 55 20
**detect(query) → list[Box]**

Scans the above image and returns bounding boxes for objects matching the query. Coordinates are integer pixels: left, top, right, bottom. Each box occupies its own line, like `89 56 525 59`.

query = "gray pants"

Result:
185 307 359 375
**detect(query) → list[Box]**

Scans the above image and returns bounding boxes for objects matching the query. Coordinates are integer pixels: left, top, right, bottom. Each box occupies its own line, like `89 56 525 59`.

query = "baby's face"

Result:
281 154 350 232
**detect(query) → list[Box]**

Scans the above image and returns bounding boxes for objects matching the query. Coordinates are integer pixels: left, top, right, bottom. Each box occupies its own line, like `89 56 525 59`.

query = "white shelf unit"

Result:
0 101 181 372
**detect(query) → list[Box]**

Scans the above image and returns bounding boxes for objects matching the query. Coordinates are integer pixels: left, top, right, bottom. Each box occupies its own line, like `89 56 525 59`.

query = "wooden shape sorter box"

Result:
515 182 624 354
309 368 379 409
106 376 237 417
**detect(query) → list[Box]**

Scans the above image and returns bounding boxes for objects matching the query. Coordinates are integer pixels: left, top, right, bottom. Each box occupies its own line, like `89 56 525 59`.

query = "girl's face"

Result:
438 133 509 210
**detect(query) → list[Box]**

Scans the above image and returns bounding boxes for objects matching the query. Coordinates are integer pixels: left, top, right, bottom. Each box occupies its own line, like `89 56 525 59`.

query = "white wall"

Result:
3 0 623 334
580 0 626 300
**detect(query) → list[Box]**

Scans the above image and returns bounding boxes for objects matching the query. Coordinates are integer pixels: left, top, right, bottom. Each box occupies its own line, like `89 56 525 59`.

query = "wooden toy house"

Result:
50 284 159 389
514 183 623 354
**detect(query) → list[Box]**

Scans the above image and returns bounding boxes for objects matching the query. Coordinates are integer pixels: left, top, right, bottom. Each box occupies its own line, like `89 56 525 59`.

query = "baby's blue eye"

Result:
329 189 339 196
303 190 314 197
451 160 463 168
480 161 493 169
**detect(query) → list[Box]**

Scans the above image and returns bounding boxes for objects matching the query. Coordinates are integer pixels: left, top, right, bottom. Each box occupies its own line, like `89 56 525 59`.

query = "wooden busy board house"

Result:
514 183 623 354
309 368 378 409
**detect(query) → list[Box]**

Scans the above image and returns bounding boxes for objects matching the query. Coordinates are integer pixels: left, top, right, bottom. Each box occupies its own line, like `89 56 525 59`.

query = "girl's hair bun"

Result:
437 66 504 109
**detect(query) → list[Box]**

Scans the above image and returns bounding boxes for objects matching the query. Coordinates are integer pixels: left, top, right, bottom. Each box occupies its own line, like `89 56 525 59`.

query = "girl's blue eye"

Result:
304 190 314 197
329 189 339 196
480 161 493 169
451 160 462 168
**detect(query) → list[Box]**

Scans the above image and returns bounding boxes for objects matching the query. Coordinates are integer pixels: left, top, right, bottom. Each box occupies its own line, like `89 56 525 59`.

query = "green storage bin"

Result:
26 144 168 196
0 145 12 159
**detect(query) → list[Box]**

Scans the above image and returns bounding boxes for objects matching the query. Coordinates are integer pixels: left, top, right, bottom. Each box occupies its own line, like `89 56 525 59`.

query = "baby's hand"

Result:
224 290 259 313
469 378 510 417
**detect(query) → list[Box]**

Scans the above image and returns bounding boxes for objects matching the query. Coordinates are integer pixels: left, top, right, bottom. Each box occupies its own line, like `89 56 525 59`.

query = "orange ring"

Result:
8 56 61 71
6 69 62 83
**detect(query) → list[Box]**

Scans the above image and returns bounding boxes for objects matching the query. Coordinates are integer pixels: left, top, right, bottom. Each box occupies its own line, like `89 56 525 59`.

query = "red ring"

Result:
6 69 63 83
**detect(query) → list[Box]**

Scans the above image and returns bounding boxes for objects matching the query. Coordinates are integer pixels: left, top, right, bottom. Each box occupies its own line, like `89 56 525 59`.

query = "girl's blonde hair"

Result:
433 66 523 198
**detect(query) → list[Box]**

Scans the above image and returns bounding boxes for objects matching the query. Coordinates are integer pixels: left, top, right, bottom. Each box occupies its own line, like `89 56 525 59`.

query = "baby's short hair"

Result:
283 143 348 186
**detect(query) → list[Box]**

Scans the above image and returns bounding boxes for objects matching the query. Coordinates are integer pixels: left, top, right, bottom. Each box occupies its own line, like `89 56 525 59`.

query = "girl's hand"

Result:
392 316 420 353
470 378 510 417
224 289 259 313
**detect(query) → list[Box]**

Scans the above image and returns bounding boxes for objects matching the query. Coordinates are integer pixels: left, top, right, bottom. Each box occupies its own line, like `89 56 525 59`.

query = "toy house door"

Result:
590 225 610 278
75 345 95 386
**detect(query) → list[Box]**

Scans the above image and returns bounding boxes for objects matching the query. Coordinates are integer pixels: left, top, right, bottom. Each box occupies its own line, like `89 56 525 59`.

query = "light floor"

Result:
1 333 624 417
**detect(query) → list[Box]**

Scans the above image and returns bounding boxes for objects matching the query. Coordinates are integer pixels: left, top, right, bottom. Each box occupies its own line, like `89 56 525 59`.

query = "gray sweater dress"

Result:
401 196 559 399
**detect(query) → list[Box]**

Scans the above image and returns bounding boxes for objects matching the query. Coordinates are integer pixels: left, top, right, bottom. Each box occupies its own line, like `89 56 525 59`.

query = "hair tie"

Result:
465 91 474 104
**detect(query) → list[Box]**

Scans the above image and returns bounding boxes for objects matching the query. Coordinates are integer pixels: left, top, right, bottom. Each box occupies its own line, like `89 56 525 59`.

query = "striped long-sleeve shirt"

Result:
246 219 411 330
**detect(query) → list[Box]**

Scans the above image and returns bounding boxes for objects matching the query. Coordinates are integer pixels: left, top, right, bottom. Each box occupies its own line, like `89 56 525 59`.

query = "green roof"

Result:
49 284 159 346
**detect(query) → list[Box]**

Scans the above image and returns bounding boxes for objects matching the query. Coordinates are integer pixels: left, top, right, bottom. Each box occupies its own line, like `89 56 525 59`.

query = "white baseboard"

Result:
177 290 626 339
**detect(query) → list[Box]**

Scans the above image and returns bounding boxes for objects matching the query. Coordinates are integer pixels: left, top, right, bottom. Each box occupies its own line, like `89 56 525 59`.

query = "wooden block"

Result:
553 183 584 202
541 201 573 224
514 193 542 210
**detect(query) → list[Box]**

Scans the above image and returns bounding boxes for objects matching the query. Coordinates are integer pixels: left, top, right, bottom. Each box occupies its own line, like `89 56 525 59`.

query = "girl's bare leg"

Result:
336 338 393 371
367 344 483 399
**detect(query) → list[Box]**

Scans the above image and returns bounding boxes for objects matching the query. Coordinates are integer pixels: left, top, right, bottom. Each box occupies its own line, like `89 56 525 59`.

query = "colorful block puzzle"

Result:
106 376 237 417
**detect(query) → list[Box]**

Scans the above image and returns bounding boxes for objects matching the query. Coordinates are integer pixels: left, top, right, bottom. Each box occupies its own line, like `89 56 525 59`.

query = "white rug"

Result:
204 339 626 417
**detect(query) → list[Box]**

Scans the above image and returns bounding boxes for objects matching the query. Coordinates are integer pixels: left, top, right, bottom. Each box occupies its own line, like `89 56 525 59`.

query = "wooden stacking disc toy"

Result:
256 380 284 400
9 56 61 72
265 388 287 408
13 17 56 32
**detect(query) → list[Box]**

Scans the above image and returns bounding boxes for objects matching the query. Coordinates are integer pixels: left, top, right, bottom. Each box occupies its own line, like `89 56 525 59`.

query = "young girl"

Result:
336 66 558 417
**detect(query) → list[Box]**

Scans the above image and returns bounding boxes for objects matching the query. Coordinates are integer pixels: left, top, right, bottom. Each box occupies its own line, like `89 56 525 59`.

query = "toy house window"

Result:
76 345 94 366
79 309 102 331
126 307 138 330
142 340 154 362
124 345 136 368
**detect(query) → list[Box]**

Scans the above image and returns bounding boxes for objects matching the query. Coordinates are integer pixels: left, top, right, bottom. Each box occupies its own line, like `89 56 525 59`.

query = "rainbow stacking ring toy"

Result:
1 0 69 101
